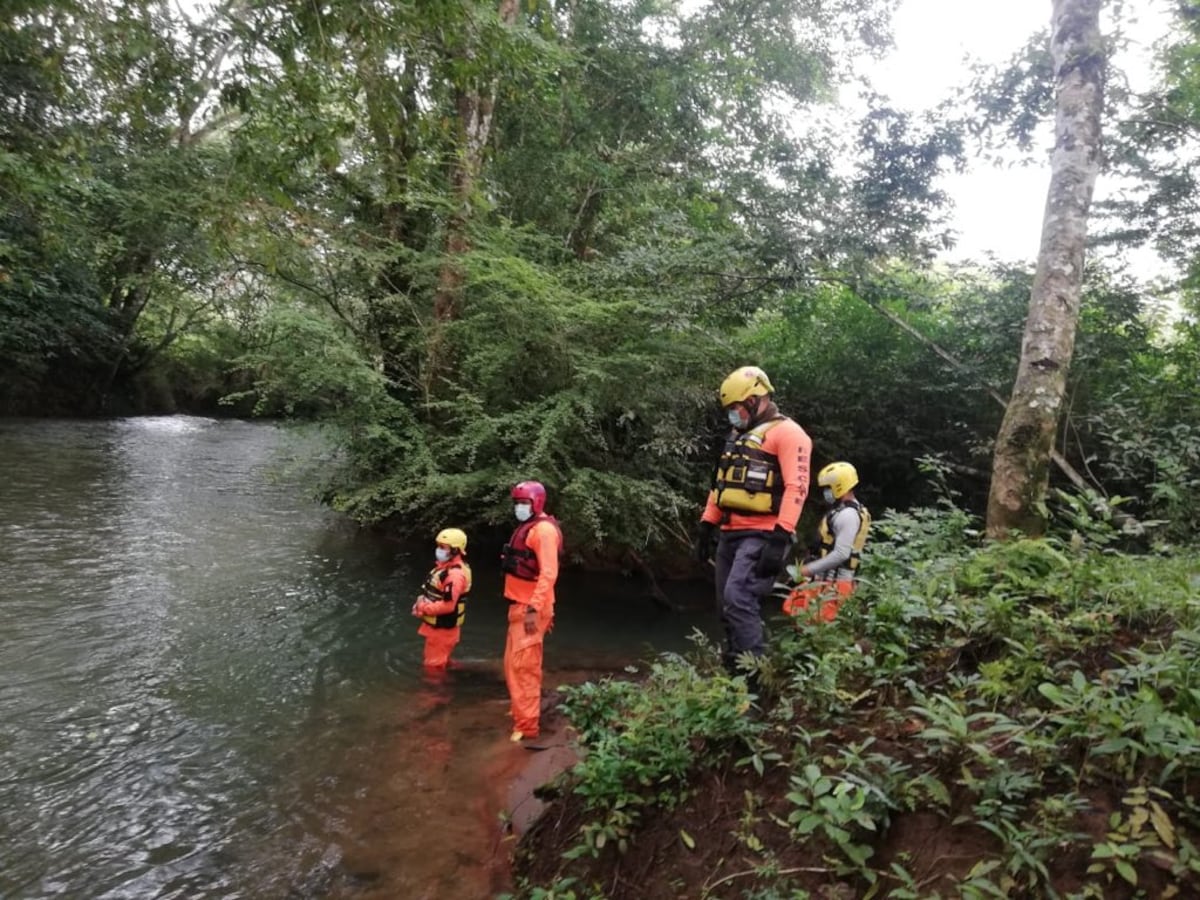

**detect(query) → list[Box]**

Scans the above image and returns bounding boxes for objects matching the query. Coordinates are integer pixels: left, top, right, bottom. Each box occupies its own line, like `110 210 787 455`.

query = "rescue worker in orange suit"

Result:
411 528 471 669
694 366 811 675
784 462 871 623
500 481 562 743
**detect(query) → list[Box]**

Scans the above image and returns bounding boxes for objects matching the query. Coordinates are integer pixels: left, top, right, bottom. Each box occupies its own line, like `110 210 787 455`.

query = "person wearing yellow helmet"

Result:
695 366 812 675
783 461 871 623
411 527 472 669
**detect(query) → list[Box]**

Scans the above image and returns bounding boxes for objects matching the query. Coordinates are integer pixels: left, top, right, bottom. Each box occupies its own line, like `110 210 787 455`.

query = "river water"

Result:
0 417 712 900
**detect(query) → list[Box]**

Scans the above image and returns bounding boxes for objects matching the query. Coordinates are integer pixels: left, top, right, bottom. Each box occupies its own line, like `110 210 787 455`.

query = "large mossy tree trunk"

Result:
424 0 519 399
986 0 1104 539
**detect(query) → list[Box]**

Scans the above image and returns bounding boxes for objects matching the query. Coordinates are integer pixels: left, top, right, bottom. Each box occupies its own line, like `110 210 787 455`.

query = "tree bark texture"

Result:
986 0 1104 539
424 0 519 403
431 0 519 325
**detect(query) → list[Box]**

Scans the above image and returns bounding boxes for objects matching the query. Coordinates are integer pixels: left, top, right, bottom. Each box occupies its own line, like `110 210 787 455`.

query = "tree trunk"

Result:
430 90 492 323
430 0 519 325
986 0 1104 539
423 0 519 401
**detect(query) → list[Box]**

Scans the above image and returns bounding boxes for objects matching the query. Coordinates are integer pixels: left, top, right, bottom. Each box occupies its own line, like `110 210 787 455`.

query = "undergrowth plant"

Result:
519 500 1200 898
557 647 764 858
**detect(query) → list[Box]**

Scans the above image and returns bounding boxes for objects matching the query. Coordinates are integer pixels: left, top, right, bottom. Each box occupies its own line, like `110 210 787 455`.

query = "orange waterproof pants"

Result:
421 626 460 668
504 603 550 737
782 580 856 623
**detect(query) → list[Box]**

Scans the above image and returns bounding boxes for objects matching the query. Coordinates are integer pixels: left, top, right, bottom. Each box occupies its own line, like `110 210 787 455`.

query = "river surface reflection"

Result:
0 417 712 899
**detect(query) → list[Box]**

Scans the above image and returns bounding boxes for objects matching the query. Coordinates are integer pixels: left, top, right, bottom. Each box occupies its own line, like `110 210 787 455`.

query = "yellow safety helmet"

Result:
817 462 859 500
719 366 774 407
435 527 468 553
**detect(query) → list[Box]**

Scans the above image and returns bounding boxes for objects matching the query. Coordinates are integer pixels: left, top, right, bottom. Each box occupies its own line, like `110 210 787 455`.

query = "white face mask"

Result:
514 503 533 522
822 487 836 505
435 547 452 563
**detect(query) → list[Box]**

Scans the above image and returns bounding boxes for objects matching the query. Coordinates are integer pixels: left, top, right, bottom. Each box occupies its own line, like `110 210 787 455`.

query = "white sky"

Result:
861 0 1173 275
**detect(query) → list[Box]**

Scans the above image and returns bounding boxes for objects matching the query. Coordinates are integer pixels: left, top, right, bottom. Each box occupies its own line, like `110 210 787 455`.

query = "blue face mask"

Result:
435 547 452 563
514 503 533 522
822 488 836 506
727 408 747 429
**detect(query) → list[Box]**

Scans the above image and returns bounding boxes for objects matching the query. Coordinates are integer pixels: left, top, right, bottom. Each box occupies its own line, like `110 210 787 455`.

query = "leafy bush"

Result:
557 646 763 858
519 504 1200 898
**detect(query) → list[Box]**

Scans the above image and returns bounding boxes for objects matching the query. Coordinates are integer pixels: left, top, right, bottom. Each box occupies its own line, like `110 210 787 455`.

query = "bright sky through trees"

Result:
864 0 1171 275
177 0 1171 276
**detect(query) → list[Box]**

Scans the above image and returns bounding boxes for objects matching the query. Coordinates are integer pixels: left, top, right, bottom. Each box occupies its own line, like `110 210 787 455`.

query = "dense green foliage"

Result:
2 0 1198 561
1 1 251 412
509 504 1200 897
4 2 1199 891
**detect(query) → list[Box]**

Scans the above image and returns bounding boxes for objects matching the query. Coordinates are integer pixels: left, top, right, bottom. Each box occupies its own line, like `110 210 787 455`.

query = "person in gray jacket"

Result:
783 461 871 623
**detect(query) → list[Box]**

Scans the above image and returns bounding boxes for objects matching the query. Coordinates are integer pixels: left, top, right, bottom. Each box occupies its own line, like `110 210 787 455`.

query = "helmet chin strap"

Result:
745 396 776 427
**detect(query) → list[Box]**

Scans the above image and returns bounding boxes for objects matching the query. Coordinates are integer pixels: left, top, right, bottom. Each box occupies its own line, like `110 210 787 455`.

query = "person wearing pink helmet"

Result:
500 480 563 743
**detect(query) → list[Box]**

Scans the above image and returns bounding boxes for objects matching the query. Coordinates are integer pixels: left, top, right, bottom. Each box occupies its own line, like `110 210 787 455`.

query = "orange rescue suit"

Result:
502 517 561 738
413 559 469 668
783 579 856 623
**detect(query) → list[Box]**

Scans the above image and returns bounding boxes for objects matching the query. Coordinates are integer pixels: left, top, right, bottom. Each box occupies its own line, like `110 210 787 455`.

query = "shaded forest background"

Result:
3 0 1199 562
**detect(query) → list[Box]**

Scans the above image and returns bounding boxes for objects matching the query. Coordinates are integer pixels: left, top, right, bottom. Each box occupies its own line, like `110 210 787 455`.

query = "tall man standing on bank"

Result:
501 480 562 743
695 366 811 675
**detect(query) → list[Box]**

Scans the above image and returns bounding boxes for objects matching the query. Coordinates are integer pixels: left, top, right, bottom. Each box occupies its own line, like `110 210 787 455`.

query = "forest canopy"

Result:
2 0 1198 561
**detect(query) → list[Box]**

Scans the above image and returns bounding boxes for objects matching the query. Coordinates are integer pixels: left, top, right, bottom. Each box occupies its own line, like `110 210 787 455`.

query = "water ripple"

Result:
0 418 420 899
0 417 709 899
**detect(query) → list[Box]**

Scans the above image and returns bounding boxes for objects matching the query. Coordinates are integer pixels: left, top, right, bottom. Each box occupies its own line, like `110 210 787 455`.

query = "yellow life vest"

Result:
817 500 871 578
420 561 471 628
713 418 785 515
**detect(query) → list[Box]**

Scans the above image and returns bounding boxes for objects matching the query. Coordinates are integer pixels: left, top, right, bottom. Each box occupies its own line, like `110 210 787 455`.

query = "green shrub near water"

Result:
513 503 1200 898
557 650 764 859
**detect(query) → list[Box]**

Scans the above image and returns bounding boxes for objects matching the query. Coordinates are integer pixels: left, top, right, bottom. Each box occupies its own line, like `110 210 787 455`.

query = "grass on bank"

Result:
507 501 1200 900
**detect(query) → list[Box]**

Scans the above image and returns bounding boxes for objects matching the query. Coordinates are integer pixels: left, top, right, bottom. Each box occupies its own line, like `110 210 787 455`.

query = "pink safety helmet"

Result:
511 480 547 515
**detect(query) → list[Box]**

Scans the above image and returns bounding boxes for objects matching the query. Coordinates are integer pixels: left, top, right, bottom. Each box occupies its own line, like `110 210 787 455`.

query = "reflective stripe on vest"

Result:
713 417 785 515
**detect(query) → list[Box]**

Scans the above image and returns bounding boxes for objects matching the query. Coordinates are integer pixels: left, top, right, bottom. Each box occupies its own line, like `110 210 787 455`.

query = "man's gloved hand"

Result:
755 525 793 578
693 521 717 563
